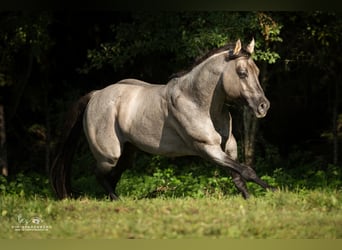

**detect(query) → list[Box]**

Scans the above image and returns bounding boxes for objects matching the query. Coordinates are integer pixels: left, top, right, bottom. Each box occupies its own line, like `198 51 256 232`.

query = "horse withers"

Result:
50 39 272 200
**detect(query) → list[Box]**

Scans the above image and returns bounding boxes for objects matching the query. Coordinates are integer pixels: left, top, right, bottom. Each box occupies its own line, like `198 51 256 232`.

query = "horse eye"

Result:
238 70 248 79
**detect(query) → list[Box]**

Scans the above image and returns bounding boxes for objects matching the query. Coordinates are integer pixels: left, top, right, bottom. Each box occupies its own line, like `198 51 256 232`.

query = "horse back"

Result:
85 79 172 149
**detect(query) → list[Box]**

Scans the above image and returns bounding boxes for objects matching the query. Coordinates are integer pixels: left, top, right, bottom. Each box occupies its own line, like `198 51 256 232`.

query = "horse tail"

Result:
50 91 96 199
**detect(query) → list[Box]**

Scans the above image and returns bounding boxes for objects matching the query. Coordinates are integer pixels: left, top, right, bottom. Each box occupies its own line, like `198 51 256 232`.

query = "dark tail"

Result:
50 91 95 199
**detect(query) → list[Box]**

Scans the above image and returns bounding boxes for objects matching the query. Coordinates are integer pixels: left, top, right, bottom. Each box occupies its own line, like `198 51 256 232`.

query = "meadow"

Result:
1 189 341 239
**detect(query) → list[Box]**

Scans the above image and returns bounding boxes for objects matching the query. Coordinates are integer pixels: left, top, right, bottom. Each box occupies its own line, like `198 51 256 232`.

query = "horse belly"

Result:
128 128 196 157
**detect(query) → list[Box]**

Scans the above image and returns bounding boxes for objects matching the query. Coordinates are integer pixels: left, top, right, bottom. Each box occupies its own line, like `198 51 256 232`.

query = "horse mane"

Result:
169 43 251 79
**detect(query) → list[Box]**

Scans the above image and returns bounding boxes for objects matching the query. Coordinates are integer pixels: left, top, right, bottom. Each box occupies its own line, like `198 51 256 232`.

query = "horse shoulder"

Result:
166 85 221 146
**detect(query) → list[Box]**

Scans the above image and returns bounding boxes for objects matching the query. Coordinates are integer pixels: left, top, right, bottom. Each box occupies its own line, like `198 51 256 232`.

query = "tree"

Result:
302 12 342 165
241 12 282 165
0 105 7 176
0 12 54 175
276 12 342 165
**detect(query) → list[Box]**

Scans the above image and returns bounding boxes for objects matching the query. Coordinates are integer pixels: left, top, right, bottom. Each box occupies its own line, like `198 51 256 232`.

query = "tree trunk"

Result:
7 47 34 122
0 104 8 176
44 78 51 174
332 79 339 165
243 106 258 166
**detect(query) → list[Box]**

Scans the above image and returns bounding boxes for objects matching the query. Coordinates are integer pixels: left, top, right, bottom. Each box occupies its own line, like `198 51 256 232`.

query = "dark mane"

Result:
169 43 251 79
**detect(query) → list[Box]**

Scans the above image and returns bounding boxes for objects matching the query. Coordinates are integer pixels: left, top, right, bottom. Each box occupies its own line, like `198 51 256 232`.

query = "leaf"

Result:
1 210 8 216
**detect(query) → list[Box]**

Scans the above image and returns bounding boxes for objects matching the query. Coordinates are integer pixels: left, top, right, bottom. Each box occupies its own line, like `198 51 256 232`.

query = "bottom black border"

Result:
1 240 342 250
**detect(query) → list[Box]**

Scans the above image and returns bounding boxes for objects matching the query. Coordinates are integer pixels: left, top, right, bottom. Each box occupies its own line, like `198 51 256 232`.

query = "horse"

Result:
50 39 272 200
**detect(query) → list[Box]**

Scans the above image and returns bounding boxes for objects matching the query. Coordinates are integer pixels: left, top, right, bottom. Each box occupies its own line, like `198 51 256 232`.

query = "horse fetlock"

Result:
232 175 250 199
240 165 258 181
240 165 272 189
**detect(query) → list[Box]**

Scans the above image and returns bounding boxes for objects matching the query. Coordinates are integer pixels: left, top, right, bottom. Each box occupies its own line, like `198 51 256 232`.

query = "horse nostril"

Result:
259 103 265 111
260 103 266 110
258 101 269 116
254 98 270 118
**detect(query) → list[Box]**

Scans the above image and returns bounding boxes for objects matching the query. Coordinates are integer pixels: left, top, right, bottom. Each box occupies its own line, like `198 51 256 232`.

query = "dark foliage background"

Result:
0 11 341 198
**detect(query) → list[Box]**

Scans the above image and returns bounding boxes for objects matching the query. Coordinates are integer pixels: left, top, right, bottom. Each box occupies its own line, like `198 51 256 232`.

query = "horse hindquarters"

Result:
83 89 129 200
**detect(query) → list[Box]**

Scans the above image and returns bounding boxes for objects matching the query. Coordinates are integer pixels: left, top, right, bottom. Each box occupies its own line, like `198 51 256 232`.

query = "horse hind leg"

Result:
91 135 123 200
95 143 136 201
95 159 120 200
108 143 136 199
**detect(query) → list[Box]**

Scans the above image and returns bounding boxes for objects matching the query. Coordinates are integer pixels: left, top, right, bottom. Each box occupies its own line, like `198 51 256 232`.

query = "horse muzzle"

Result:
255 98 270 118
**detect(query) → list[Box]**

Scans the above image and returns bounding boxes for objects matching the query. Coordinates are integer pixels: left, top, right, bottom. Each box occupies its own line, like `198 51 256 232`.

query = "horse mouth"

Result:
255 111 267 118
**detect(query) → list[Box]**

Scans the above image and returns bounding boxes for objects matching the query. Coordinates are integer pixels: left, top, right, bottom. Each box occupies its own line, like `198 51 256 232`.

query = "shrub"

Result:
0 172 52 198
1 143 341 199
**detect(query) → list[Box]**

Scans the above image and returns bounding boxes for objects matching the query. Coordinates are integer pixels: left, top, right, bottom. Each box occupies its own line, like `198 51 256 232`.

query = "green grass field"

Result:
1 189 341 239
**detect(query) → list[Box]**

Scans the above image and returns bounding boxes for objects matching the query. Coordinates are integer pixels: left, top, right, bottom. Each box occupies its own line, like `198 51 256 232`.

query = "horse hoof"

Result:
109 193 120 201
267 186 277 192
242 192 250 199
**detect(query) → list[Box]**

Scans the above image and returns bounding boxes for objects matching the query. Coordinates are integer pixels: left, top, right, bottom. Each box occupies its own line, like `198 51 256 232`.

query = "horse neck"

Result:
178 54 227 114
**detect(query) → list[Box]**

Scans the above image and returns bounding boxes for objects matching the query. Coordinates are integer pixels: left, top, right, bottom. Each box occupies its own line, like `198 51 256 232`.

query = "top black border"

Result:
0 0 342 11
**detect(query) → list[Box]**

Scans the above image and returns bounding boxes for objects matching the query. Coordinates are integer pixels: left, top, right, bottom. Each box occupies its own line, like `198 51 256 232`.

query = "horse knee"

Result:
224 135 238 160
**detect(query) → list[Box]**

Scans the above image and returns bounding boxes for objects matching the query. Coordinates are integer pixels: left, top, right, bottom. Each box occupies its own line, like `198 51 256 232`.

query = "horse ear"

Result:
233 39 242 55
246 38 255 54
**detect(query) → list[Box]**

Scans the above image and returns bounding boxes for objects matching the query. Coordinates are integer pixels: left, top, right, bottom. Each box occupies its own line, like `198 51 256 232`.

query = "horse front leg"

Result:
197 142 272 195
223 134 250 199
230 171 249 199
239 163 274 190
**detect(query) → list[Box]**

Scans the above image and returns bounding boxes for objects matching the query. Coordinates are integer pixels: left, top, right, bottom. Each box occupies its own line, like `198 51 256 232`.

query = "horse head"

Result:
222 39 270 118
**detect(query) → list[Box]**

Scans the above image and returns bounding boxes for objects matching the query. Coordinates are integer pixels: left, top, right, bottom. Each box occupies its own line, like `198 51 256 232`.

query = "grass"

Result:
1 189 342 239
